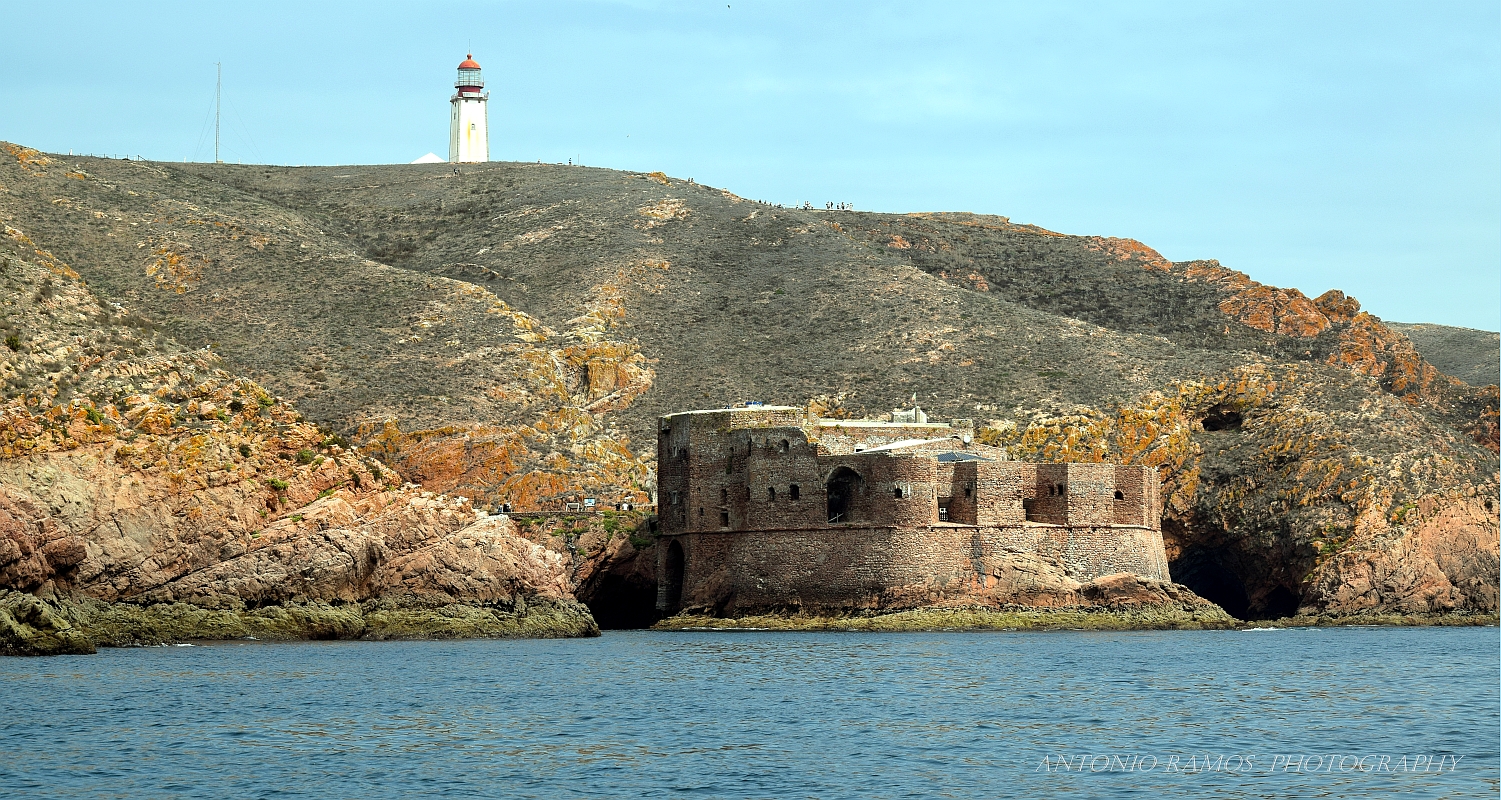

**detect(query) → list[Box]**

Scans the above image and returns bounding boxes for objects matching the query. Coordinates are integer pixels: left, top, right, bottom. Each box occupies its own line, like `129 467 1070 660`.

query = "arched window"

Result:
893 487 904 499
1114 490 1124 500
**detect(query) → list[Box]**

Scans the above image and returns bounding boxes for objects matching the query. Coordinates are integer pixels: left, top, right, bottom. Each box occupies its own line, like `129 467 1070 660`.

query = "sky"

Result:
3 1 1497 330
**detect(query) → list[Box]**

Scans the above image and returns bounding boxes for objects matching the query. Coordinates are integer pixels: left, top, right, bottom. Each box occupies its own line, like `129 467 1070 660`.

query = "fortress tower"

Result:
448 54 489 163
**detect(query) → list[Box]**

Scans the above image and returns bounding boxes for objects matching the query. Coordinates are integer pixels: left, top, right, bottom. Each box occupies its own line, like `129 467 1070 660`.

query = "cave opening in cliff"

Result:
1170 555 1251 620
1200 405 1244 432
1260 585 1301 618
581 572 664 630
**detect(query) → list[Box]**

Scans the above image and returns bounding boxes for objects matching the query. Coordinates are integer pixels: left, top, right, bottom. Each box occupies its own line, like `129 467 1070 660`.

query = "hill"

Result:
1385 322 1499 388
0 142 1495 622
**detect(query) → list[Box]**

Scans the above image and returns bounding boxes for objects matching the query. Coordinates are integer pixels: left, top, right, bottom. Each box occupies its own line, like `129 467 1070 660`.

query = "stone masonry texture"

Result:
655 406 1168 613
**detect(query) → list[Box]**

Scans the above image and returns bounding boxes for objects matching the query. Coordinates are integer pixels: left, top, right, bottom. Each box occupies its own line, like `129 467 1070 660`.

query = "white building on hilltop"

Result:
449 54 489 163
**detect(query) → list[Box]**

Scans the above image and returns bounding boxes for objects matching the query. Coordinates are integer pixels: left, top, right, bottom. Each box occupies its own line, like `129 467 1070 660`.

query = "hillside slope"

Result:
1 143 1495 621
0 214 597 653
1386 322 1499 387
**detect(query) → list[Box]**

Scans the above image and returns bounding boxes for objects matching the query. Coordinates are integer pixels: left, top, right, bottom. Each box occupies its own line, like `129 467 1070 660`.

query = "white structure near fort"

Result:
448 54 489 163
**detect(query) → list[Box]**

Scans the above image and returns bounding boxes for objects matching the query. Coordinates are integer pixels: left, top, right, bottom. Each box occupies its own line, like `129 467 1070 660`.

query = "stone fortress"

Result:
655 404 1171 614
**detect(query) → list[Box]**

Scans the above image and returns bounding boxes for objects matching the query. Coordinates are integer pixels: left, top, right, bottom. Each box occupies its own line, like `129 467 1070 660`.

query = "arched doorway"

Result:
661 539 685 612
826 466 864 523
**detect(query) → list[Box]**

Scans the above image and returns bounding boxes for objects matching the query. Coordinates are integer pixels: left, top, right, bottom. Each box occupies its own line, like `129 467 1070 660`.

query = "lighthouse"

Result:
449 54 489 163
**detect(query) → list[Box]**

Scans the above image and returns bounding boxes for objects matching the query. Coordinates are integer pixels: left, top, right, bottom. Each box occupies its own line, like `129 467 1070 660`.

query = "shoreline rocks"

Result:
650 606 1496 634
0 590 599 656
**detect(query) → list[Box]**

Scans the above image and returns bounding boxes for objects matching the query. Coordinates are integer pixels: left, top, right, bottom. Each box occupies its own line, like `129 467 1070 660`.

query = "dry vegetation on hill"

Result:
0 141 1495 625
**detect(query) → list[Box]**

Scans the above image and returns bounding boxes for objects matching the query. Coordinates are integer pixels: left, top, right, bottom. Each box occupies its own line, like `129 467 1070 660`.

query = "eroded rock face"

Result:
0 444 583 599
0 239 596 653
0 591 95 656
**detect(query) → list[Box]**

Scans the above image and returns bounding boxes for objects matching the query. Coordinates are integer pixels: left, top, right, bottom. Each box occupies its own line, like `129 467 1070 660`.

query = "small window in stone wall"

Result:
789 484 800 500
669 491 680 505
963 486 972 499
720 488 728 503
779 439 790 453
719 510 729 527
768 487 776 501
698 507 704 517
894 486 904 499
1114 490 1124 500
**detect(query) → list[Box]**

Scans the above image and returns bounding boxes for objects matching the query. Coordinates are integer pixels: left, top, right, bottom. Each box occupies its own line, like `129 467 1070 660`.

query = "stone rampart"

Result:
657 523 1170 614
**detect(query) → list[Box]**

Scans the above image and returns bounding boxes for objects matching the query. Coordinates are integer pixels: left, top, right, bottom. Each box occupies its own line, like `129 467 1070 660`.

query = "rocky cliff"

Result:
0 142 1495 631
0 221 596 654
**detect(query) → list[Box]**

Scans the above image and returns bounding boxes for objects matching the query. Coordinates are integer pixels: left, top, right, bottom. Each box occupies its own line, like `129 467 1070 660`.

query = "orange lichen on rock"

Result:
1084 236 1173 271
1313 289 1361 323
361 264 656 510
1327 312 1453 398
1217 285 1331 337
144 245 207 293
2 143 53 170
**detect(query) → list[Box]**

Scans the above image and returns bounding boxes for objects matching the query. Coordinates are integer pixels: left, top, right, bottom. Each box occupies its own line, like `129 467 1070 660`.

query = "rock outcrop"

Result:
0 227 596 654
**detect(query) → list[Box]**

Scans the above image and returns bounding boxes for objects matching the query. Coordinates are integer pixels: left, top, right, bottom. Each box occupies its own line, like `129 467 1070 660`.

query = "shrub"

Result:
228 399 245 413
267 478 288 491
318 488 334 499
3 335 19 351
85 407 104 425
296 449 316 465
290 514 304 523
239 443 252 458
257 394 274 408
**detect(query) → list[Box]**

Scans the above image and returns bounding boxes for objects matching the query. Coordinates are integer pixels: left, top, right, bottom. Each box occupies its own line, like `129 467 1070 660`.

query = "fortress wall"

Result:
820 455 939 527
974 462 1032 526
1033 464 1071 524
664 523 1171 613
745 428 825 530
1062 463 1117 526
1112 465 1153 527
978 525 1170 582
943 462 978 524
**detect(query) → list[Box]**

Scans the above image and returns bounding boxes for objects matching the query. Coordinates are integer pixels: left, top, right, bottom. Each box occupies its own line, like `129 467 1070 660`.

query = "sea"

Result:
0 626 1495 799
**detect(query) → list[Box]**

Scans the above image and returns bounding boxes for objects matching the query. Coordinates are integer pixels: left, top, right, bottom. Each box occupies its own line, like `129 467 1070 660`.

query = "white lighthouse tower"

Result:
448 54 489 163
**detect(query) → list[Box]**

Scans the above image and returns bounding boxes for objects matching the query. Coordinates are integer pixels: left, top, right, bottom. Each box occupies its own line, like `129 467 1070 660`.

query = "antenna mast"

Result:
214 62 222 163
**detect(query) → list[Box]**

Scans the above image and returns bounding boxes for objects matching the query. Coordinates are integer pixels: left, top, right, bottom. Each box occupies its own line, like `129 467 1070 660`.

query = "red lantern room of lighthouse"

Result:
449 53 489 163
455 54 484 96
